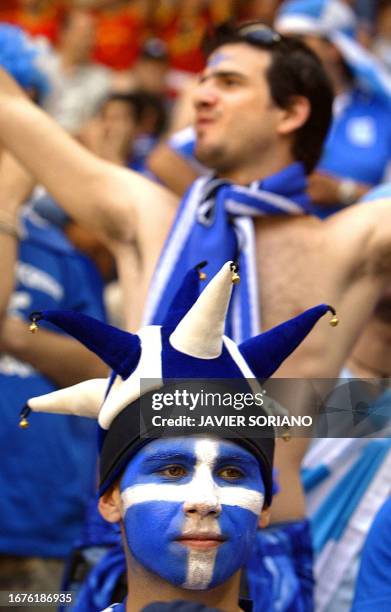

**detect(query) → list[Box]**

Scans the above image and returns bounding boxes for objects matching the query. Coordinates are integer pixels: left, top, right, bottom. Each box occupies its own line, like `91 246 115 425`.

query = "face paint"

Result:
119 436 265 590
207 52 233 67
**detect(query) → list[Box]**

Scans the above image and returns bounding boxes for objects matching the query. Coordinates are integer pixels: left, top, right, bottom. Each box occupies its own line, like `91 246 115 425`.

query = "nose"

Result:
193 79 219 110
183 498 222 518
183 481 222 517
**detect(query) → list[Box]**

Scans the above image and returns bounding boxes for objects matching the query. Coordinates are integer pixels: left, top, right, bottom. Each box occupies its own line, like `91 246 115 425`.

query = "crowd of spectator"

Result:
0 2 390 75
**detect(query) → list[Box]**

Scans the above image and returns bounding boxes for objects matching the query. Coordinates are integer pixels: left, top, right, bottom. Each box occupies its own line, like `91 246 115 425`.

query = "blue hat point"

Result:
31 310 141 380
239 303 334 379
162 262 206 328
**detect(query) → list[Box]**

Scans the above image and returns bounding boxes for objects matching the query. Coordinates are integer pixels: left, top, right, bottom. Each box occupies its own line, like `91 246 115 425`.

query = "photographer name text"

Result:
151 414 313 427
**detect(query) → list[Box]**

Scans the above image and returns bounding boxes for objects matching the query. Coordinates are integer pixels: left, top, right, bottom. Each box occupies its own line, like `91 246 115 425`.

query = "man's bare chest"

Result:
254 219 330 328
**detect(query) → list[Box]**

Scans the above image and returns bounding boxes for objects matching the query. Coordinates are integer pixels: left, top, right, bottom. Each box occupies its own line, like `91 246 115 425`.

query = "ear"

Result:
277 96 311 136
98 485 122 523
258 506 271 529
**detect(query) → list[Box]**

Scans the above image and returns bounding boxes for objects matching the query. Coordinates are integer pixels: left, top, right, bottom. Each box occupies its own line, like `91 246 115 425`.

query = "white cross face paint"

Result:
119 437 265 590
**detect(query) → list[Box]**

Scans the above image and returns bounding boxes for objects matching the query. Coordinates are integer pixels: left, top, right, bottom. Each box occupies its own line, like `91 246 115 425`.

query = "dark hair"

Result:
203 22 334 173
101 91 168 137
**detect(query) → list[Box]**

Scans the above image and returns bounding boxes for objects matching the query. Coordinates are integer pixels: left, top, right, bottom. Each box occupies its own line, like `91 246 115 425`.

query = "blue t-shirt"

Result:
320 90 391 185
352 497 391 611
0 209 106 558
316 89 391 216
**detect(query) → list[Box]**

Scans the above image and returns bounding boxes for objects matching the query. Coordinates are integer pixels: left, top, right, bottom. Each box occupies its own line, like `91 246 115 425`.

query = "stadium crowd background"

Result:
1 1 390 74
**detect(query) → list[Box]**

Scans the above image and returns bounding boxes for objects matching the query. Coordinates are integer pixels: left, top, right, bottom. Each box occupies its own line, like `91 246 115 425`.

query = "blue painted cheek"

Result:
209 506 259 588
123 501 188 586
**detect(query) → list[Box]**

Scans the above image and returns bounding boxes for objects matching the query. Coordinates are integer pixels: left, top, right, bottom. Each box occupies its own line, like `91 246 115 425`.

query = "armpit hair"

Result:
368 238 391 278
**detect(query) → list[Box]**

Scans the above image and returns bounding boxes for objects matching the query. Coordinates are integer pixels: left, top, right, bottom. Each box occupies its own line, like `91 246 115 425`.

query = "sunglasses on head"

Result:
203 21 282 57
236 22 282 46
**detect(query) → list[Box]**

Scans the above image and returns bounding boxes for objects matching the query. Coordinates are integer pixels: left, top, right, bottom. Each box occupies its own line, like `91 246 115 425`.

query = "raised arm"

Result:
328 197 391 283
0 151 108 386
147 141 200 197
0 68 179 246
0 152 34 322
0 317 108 387
364 198 391 282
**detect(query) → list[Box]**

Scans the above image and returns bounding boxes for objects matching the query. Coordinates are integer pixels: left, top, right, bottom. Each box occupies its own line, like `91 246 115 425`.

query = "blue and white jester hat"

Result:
275 0 391 107
24 262 336 506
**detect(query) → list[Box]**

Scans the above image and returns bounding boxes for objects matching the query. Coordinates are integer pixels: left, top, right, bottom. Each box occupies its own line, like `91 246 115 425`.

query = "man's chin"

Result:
194 143 226 169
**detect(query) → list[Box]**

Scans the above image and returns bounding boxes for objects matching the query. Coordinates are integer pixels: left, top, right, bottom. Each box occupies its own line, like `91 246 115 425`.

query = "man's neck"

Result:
216 150 296 186
125 561 243 612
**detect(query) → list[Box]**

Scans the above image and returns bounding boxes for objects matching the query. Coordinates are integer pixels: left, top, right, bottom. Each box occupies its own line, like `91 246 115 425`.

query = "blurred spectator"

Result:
79 92 139 166
275 0 391 216
40 9 112 134
302 181 391 612
132 38 170 95
156 0 210 73
0 156 107 602
10 0 66 45
113 38 170 97
0 0 17 22
351 496 391 612
372 0 391 71
92 0 144 70
130 90 168 138
236 0 283 25
354 0 378 48
0 27 107 601
80 91 167 171
0 23 50 104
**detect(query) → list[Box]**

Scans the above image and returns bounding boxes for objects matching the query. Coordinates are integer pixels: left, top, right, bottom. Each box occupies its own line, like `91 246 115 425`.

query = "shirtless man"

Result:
0 22 390 532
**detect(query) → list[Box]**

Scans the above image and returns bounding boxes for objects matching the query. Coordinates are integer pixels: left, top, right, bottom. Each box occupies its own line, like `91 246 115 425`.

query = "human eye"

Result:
159 465 187 479
217 466 245 481
220 75 242 88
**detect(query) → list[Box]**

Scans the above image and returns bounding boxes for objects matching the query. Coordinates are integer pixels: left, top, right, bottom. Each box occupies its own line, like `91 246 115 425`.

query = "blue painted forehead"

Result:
126 437 261 469
206 51 234 67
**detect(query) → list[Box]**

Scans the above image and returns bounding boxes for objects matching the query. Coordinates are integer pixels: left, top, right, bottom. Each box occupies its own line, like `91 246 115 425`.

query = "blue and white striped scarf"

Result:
143 162 311 342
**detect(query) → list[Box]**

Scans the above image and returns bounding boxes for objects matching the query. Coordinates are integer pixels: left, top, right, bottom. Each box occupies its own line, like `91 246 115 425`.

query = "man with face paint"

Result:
99 436 269 611
24 262 333 610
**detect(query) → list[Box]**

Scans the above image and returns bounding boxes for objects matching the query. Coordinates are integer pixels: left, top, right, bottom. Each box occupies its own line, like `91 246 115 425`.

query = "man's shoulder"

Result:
324 198 391 277
324 199 381 233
